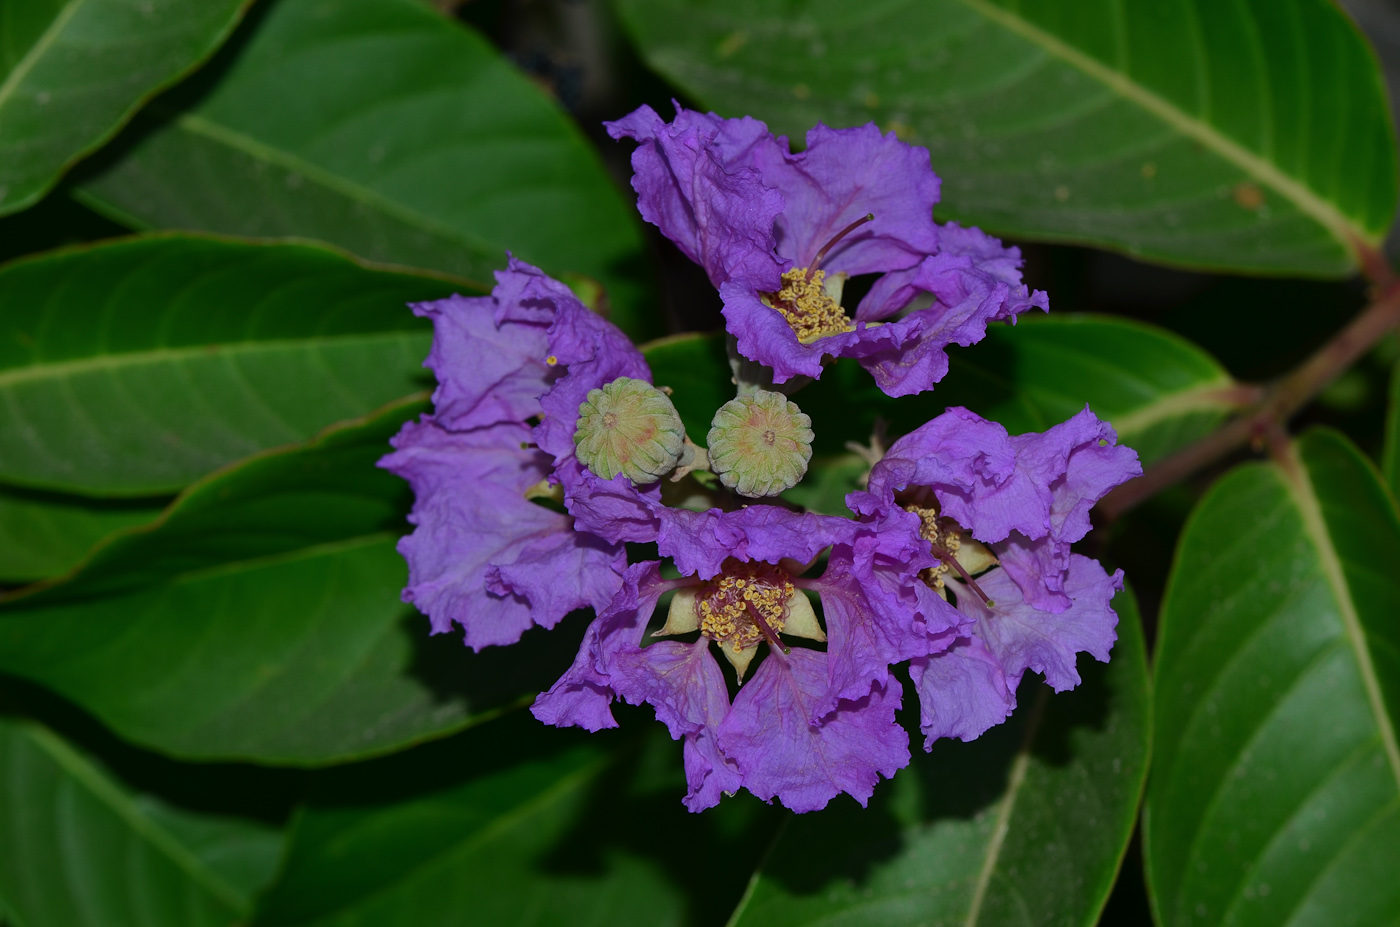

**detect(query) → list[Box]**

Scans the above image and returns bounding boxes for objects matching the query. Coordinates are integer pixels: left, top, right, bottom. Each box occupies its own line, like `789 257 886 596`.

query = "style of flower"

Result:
848 406 1142 747
533 505 963 812
379 257 657 649
607 105 1048 396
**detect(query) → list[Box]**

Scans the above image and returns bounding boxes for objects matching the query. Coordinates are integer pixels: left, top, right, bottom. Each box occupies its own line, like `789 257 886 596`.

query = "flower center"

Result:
904 503 996 605
697 562 795 653
906 504 959 592
770 268 853 344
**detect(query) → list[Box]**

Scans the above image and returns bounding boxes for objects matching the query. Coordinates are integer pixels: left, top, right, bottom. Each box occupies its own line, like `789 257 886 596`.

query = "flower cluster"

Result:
383 106 1140 812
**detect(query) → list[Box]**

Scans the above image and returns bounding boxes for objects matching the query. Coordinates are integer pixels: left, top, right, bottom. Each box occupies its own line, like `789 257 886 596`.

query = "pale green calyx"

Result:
707 390 814 497
573 377 686 483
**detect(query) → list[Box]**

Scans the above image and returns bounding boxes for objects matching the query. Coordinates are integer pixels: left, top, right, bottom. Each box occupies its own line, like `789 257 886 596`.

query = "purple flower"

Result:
380 257 654 649
608 105 1048 396
848 406 1141 747
533 507 946 812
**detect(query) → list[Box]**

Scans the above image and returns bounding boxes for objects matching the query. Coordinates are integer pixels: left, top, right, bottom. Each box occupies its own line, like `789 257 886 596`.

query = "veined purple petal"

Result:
606 104 785 287
960 556 1122 693
381 419 625 650
412 292 549 432
909 635 1015 747
811 519 964 718
657 504 856 579
718 650 909 813
531 561 669 730
611 638 742 811
753 122 940 273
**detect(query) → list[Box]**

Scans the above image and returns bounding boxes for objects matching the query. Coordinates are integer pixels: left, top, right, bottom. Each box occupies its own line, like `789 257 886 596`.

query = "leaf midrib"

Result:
964 686 1048 926
951 0 1374 253
1280 442 1400 792
0 329 427 389
22 722 247 912
169 109 504 257
0 0 87 115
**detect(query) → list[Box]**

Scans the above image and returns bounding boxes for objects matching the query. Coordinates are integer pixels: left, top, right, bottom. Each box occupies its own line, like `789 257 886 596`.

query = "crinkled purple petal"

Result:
610 638 742 811
961 557 1122 693
658 505 857 579
531 561 667 730
848 407 1022 523
909 635 1015 748
553 456 662 545
810 511 965 718
718 650 908 813
381 419 625 651
1011 405 1142 547
606 104 785 287
993 407 1140 609
750 122 940 273
412 291 549 431
851 229 1047 396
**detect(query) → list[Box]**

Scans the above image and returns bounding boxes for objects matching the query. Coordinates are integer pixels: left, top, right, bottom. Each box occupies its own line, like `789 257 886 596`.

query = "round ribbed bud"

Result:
707 390 814 497
573 377 686 483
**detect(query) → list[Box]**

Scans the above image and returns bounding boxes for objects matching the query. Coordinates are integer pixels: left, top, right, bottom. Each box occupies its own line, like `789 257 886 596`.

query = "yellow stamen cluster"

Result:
905 503 961 591
697 566 794 649
771 268 852 344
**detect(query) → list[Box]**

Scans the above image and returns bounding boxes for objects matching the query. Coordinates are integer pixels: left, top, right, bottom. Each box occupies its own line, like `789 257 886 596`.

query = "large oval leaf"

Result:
0 234 459 496
0 718 283 927
0 488 163 582
0 0 249 216
0 400 540 764
726 587 1149 927
251 716 776 927
1146 428 1400 927
615 0 1397 276
73 0 656 337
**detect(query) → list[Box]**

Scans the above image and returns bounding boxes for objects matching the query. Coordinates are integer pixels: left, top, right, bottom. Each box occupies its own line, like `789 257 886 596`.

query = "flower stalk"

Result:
1098 266 1400 521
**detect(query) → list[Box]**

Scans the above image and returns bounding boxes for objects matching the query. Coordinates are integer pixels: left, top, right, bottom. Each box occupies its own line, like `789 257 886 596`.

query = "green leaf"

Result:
0 401 538 764
0 0 250 216
615 0 1397 276
251 721 710 927
74 0 656 338
1384 360 1400 498
726 586 1150 927
0 234 461 496
0 488 163 582
1146 428 1400 927
0 717 282 927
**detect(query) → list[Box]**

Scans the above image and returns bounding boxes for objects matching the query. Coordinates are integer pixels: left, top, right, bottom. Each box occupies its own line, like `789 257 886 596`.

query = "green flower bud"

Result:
707 390 813 497
573 377 686 483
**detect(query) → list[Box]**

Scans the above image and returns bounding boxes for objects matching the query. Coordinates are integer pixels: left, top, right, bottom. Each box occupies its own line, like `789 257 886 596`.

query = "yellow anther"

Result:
770 269 852 344
545 354 559 366
695 563 795 652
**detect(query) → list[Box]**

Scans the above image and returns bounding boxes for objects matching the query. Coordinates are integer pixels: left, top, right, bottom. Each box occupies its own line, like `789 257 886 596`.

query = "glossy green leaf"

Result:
0 0 249 216
250 713 773 927
0 234 461 496
1384 359 1400 497
727 586 1149 927
0 717 282 927
1146 428 1400 927
74 0 656 337
616 0 1397 276
0 401 537 764
0 488 162 582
